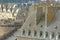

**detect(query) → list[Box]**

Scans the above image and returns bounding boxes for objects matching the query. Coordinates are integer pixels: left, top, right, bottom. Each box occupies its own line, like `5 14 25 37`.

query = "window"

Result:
58 34 60 39
55 26 57 29
52 32 54 39
34 30 37 36
22 29 25 35
40 31 43 37
28 30 31 36
45 32 48 38
29 23 31 27
40 25 43 28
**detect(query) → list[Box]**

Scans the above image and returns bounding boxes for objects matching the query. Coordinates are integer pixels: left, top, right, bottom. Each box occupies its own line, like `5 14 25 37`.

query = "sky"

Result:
0 0 40 3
